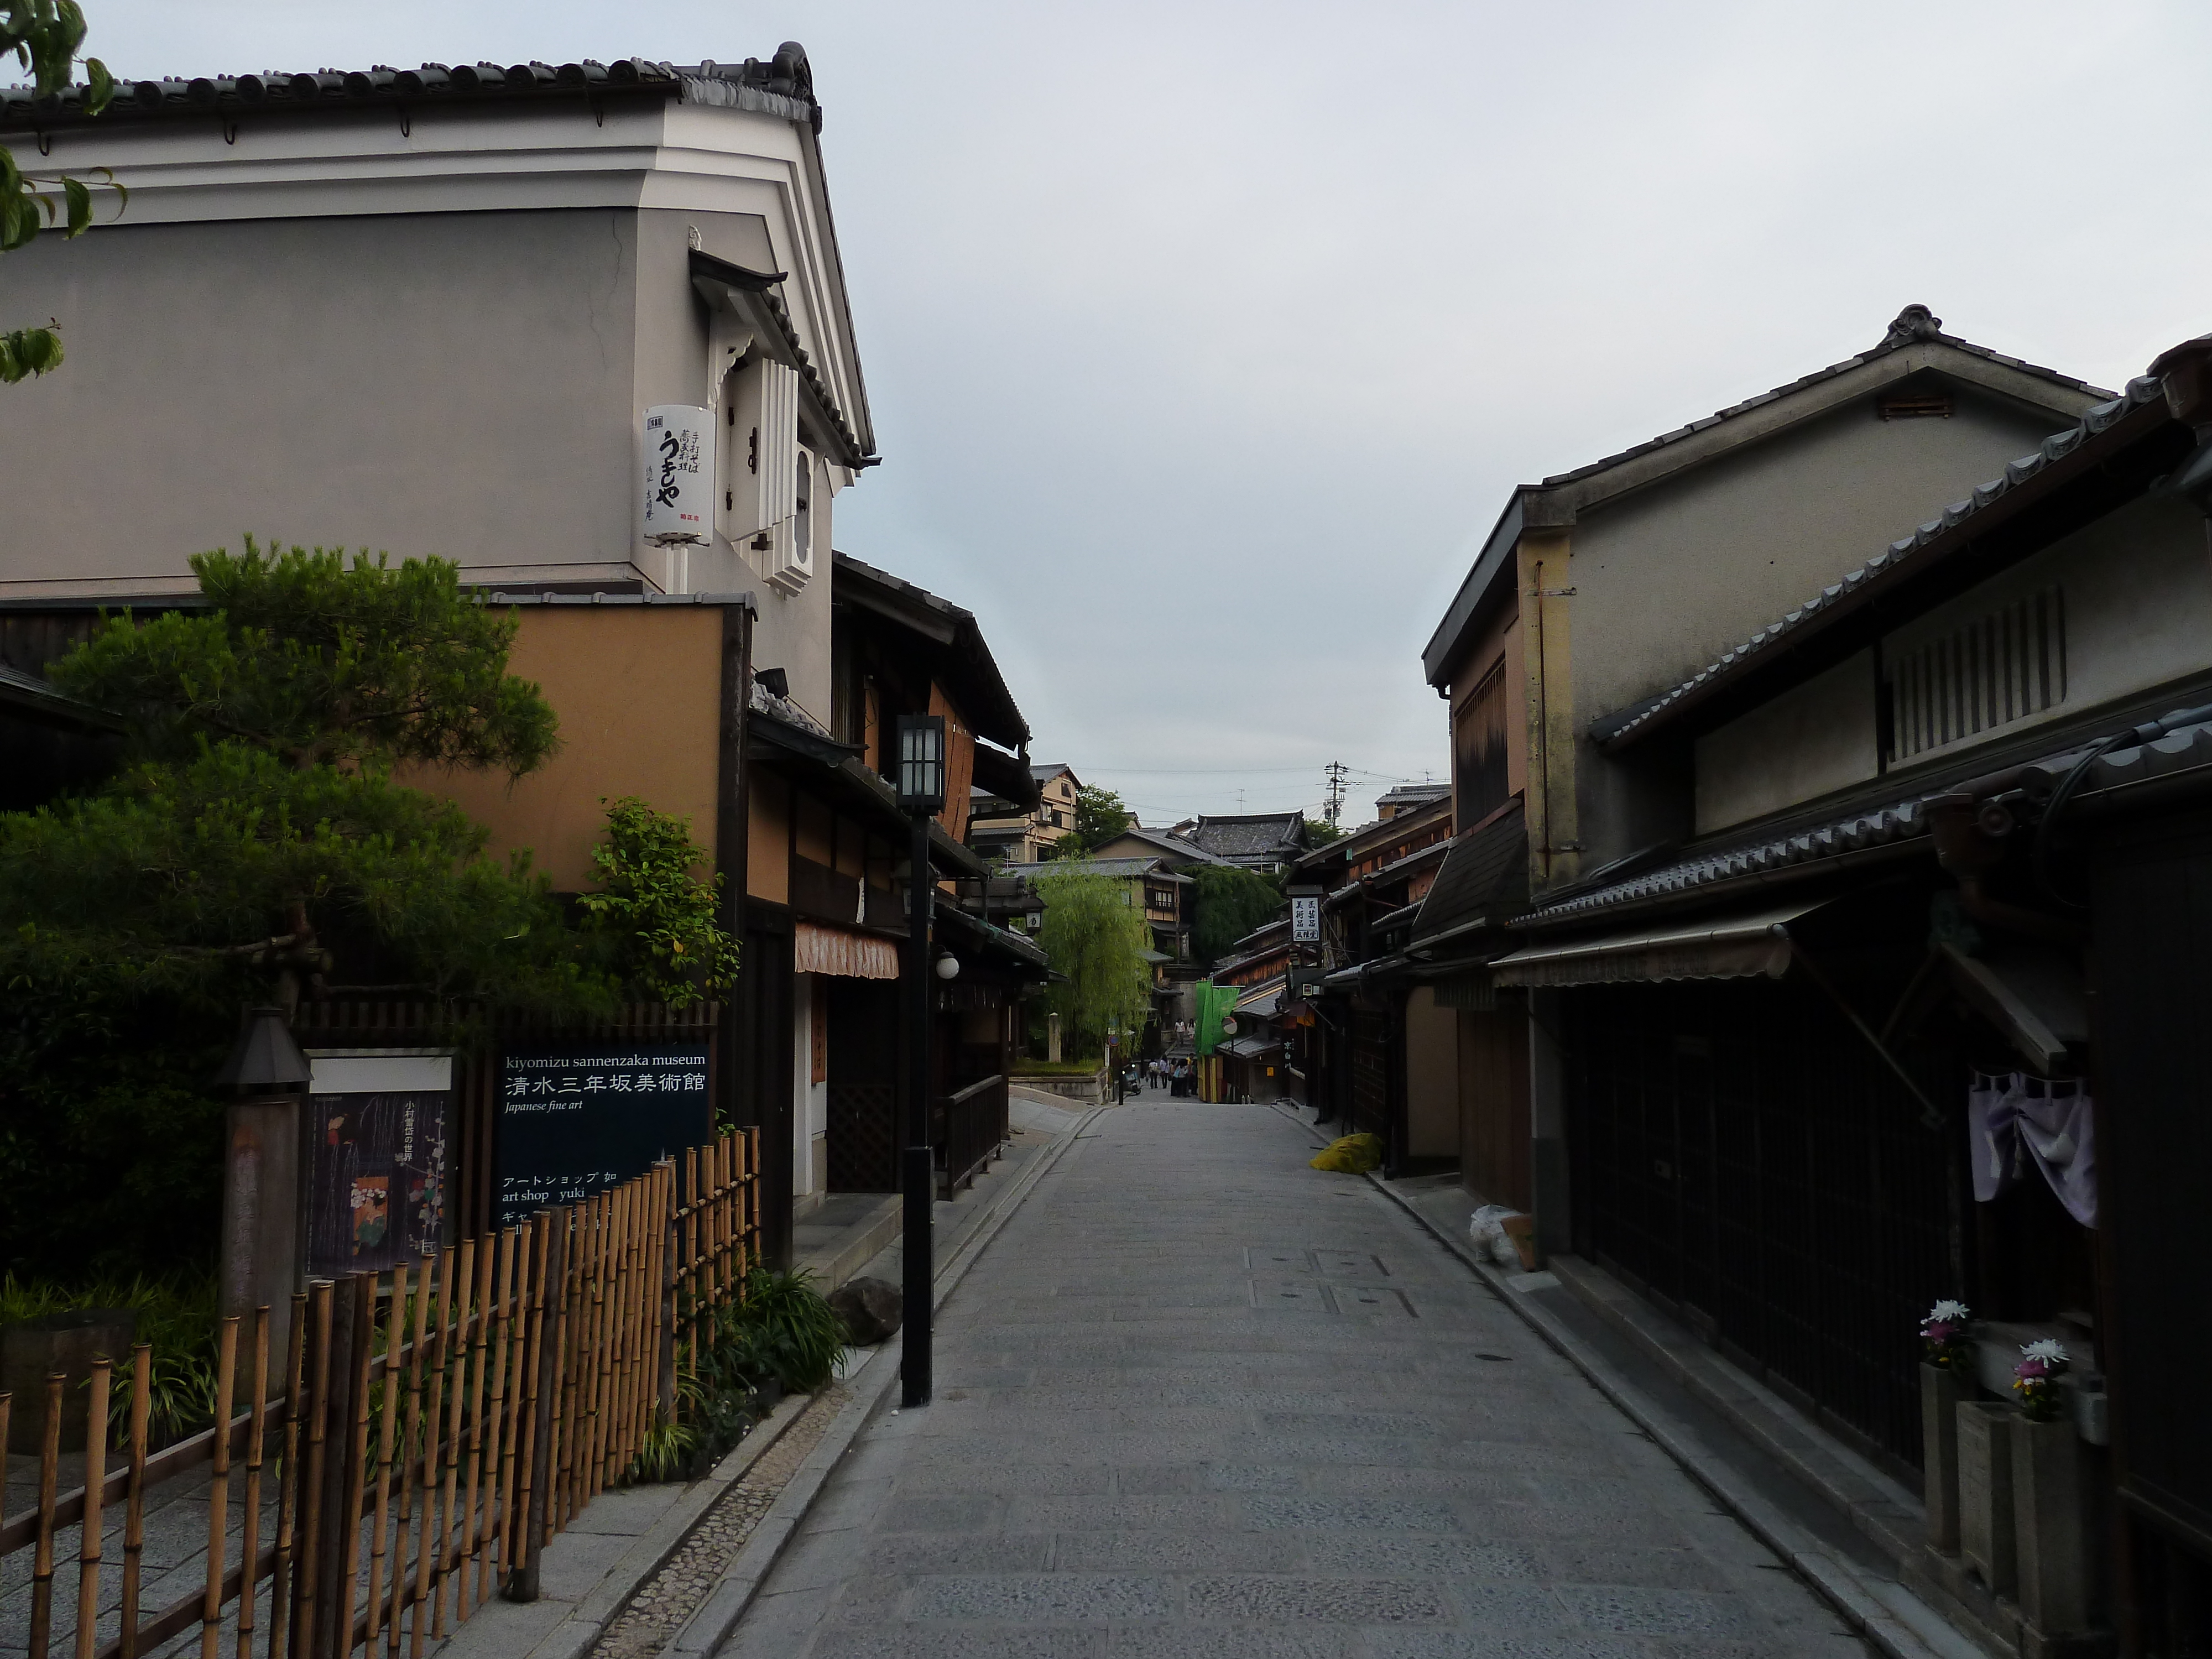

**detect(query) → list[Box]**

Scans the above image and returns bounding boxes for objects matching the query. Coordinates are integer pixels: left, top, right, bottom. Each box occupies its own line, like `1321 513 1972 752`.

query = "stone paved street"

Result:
716 1098 1870 1658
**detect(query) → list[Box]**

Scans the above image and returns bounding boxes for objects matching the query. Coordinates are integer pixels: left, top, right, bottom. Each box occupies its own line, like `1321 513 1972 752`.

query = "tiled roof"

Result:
999 857 1166 880
1190 813 1305 858
1542 305 2116 491
1099 826 1228 866
1597 373 2171 750
1410 804 1527 945
1531 698 2212 926
832 551 1027 747
0 48 821 130
693 252 870 467
1376 782 1451 807
747 676 832 739
1524 797 1937 924
2023 706 2212 800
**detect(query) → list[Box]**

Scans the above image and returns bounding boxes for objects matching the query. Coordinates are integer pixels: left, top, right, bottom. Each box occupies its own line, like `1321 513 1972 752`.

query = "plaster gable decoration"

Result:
704 310 756 420
720 356 808 594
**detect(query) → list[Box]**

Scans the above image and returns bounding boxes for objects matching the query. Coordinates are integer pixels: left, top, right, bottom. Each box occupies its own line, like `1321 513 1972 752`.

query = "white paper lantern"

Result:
640 405 714 545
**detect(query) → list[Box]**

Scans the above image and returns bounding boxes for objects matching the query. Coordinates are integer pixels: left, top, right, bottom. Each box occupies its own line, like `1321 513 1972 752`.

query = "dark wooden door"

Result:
1458 1004 1531 1210
826 977 900 1192
1569 977 1954 1470
2093 808 2212 1561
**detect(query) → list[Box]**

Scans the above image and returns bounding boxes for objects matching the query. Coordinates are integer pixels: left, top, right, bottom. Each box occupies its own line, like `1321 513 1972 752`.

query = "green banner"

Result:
1194 979 1240 1057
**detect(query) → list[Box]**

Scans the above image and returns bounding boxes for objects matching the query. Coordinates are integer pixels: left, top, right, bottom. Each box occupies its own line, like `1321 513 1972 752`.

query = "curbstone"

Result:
505 1380 820 1659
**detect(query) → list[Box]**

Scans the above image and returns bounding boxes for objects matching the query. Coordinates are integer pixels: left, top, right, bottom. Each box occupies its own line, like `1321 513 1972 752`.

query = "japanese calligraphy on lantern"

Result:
305 1051 454 1277
639 405 712 544
494 1043 712 1228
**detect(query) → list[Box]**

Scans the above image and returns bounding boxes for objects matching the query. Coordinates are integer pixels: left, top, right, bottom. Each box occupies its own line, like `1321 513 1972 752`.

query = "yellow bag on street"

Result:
1309 1133 1383 1173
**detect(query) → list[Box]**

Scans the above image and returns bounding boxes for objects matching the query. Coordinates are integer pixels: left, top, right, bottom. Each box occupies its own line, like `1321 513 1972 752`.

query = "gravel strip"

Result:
586 1384 852 1659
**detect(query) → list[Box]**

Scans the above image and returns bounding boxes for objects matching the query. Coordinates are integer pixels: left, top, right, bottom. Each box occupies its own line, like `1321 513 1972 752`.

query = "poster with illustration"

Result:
494 1043 712 1229
305 1052 453 1277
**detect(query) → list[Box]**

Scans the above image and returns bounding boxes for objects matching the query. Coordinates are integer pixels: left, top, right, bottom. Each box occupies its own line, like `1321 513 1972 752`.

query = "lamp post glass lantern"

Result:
895 713 947 1407
897 714 947 812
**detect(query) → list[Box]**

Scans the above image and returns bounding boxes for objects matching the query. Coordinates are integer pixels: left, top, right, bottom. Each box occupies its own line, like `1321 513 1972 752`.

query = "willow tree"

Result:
1032 869 1153 1056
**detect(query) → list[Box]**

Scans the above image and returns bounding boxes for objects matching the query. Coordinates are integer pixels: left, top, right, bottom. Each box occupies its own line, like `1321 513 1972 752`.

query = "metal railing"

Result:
933 1074 1006 1199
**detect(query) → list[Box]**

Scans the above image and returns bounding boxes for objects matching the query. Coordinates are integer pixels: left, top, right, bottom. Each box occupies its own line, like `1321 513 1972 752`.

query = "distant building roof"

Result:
998 857 1175 880
1376 782 1451 812
832 551 1030 753
1031 762 1079 785
1190 812 1306 863
1091 825 1229 868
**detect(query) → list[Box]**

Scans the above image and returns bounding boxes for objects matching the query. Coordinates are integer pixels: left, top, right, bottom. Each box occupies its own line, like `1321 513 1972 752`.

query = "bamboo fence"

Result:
0 1127 758 1659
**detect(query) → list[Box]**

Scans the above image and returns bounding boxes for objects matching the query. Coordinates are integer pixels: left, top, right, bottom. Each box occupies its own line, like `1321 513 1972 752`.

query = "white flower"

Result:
2021 1338 2069 1365
1926 1300 1970 1323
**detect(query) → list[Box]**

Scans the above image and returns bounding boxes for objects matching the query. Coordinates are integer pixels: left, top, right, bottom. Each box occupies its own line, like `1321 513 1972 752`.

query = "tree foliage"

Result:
53 541 559 775
1072 784 1132 849
0 745 598 1011
1302 818 1346 847
0 547 602 1273
1032 869 1152 1055
1039 783 1133 859
1188 863 1286 965
1 0 125 382
580 798 739 1008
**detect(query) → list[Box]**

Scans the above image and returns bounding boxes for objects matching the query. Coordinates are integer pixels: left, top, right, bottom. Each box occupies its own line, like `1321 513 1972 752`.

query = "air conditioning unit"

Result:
719 358 810 593
640 405 713 545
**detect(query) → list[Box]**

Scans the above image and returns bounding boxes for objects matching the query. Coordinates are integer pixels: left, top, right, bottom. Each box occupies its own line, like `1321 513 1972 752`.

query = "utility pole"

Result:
1323 761 1348 827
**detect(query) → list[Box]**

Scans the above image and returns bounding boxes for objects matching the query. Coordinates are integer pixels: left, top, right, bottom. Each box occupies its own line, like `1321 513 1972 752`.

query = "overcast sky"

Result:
85 1 2212 826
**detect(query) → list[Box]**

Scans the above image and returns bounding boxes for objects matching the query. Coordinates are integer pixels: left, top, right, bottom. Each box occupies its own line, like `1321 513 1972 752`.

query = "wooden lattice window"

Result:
1886 587 2065 761
1455 660 1511 826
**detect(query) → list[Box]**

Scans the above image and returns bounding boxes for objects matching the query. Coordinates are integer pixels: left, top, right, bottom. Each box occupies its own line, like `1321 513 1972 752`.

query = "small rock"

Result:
828 1276 903 1344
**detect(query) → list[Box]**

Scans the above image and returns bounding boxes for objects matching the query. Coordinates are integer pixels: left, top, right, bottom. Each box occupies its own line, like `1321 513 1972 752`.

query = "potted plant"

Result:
2009 1340 2089 1636
1917 1300 1973 1552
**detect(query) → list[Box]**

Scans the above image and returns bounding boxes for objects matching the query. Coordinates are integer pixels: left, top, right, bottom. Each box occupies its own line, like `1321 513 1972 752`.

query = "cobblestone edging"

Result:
586 1384 853 1659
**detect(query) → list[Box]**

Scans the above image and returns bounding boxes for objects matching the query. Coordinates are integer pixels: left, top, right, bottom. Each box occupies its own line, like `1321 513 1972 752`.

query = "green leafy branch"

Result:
580 797 739 1008
1 0 124 381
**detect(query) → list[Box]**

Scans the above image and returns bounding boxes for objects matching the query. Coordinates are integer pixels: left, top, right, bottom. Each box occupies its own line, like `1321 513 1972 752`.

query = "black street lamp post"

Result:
895 713 947 1408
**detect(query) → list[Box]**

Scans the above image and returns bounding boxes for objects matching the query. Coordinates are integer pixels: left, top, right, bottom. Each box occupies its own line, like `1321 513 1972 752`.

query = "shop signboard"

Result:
305 1051 453 1278
495 1042 712 1229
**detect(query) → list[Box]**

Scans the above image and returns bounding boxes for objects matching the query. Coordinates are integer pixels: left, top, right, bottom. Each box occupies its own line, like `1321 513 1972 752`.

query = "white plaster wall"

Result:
0 96 868 675
1571 389 2080 717
1687 493 2212 832
1695 650 1879 832
792 973 828 1200
1880 493 2212 765
1570 386 2080 869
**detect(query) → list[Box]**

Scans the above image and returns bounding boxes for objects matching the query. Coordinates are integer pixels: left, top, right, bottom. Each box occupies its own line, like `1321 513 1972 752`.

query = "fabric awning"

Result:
1489 900 1824 989
794 921 900 980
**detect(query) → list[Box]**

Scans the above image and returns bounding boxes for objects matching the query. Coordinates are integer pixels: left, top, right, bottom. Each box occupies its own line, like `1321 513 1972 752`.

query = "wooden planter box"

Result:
1957 1398 2018 1597
1921 1363 1964 1552
2011 1413 2090 1636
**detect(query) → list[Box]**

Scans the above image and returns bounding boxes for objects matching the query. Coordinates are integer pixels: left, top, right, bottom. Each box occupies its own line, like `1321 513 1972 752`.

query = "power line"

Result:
1322 761 1348 827
1077 763 1433 779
